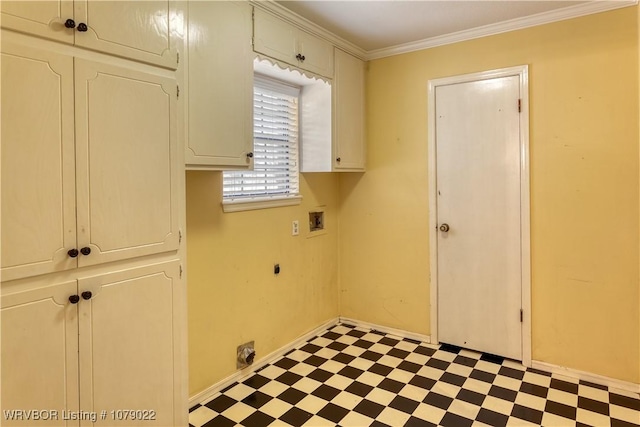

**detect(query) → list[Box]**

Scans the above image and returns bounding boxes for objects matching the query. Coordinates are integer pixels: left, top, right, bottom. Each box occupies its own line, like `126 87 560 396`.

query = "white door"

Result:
435 74 523 360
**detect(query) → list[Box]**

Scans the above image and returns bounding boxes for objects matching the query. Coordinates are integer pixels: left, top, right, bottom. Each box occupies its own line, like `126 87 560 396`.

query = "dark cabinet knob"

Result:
336 157 341 163
246 152 254 158
68 248 79 258
77 23 88 32
81 291 92 300
295 53 306 62
64 19 76 29
80 247 91 256
69 295 80 304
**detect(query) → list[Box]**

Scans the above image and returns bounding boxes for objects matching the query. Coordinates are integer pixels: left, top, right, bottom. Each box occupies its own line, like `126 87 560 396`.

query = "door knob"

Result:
81 291 92 300
68 248 79 258
64 19 76 29
69 295 80 304
77 23 88 32
80 247 91 256
439 223 450 232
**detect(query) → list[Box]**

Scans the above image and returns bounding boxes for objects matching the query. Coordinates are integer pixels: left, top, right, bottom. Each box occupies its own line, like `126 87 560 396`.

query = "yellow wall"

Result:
186 171 340 395
339 7 640 383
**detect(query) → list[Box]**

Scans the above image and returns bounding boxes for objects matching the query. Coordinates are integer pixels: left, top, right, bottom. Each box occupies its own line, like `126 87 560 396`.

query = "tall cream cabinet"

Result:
185 1 254 170
1 41 179 283
0 0 178 69
1 2 186 425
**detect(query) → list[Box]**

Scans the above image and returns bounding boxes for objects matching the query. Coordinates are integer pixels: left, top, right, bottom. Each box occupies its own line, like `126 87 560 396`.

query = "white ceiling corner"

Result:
272 0 637 60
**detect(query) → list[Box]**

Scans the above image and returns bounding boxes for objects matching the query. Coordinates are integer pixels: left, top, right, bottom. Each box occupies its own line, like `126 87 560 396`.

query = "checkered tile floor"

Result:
189 323 640 427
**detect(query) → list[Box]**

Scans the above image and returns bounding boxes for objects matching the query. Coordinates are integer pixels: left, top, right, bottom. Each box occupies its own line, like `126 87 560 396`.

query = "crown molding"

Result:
250 0 367 60
366 0 638 60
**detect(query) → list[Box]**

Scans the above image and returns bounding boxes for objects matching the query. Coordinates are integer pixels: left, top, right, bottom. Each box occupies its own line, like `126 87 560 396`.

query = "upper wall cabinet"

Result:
0 1 178 69
185 1 254 170
301 48 366 172
1 41 179 282
253 8 334 78
333 49 366 171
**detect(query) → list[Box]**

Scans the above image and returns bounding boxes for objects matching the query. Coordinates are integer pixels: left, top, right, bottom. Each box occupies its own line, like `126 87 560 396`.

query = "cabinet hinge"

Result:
180 265 183 279
520 309 523 322
177 85 180 99
177 52 180 64
179 229 182 244
518 99 522 113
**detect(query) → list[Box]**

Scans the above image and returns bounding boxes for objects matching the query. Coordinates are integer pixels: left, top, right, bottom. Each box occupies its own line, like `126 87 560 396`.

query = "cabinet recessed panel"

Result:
79 263 179 426
1 282 79 425
253 9 298 66
1 44 77 281
75 59 179 266
1 1 74 44
75 0 176 69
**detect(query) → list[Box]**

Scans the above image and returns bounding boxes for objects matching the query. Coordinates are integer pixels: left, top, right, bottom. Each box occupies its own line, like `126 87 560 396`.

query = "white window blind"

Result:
223 75 300 202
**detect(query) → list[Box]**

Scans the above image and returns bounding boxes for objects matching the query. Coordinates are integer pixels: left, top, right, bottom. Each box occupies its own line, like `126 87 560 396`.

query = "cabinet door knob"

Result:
336 157 341 163
77 23 88 32
296 53 305 62
68 248 79 258
81 291 92 300
64 19 76 29
69 295 80 304
246 152 254 158
80 247 91 256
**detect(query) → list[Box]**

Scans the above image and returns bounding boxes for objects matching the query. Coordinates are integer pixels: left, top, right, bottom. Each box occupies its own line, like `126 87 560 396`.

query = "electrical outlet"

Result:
292 220 299 236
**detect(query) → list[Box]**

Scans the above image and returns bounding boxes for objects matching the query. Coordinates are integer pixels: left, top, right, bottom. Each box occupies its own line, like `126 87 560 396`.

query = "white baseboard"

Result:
189 317 340 407
532 360 640 395
338 317 431 344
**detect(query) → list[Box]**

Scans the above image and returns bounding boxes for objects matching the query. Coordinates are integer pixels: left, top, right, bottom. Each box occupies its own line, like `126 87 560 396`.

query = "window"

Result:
222 75 302 212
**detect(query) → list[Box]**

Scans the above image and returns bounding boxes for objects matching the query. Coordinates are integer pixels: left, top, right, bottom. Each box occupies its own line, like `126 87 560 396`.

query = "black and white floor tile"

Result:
189 323 640 427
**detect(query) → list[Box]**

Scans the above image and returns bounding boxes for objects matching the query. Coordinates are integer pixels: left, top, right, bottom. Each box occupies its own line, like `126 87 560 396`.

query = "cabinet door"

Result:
74 59 179 267
186 1 253 169
333 49 366 171
78 262 182 426
1 281 79 426
297 29 334 78
1 42 78 282
74 0 177 69
0 1 74 44
253 8 297 66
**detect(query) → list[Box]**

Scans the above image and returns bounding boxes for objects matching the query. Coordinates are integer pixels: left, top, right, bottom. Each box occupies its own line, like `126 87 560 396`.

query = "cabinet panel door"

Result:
253 8 297 66
333 49 366 171
1 42 77 281
74 59 179 266
186 1 253 169
74 0 177 69
297 30 334 78
1 281 79 426
0 1 74 44
78 262 181 426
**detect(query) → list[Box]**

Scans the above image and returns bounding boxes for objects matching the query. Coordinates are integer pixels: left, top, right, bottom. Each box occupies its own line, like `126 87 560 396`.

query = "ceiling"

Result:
275 1 618 53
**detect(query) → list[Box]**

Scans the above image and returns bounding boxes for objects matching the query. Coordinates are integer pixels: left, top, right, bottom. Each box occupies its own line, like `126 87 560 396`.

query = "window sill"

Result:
222 195 303 213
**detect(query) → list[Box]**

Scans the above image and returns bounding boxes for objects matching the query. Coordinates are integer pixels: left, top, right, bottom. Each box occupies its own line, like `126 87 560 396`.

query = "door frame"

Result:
427 65 531 366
